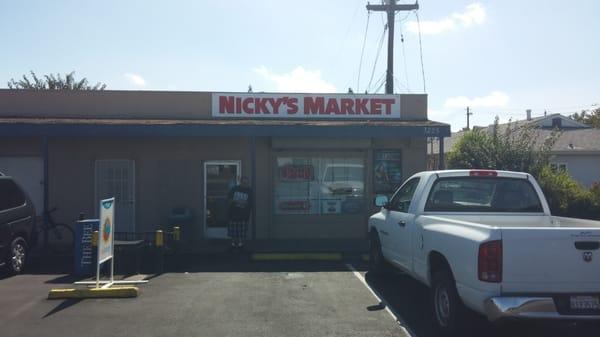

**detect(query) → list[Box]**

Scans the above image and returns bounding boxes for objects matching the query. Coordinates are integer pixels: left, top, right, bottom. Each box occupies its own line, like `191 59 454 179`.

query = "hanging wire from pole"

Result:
357 11 371 93
371 71 387 94
399 24 410 92
367 24 388 93
415 10 427 93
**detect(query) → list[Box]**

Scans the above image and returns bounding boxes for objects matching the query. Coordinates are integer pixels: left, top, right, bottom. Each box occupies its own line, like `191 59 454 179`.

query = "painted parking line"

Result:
345 263 417 337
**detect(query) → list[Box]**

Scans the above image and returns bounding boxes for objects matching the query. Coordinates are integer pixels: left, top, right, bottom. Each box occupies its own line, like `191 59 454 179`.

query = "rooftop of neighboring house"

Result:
430 113 599 155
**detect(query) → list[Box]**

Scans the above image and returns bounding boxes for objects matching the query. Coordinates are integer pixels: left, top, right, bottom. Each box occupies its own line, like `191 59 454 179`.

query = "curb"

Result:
48 286 139 299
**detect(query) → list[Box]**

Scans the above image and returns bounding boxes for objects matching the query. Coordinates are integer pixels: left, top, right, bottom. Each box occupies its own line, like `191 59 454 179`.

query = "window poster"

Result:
374 150 403 193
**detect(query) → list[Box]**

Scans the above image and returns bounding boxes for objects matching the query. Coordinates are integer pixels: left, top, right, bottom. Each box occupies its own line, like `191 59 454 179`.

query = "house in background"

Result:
428 112 600 187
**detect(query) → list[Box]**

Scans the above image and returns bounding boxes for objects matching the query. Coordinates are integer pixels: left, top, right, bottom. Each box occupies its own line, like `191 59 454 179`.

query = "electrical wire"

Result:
370 72 387 93
398 22 410 92
415 10 427 93
357 11 371 93
367 24 388 92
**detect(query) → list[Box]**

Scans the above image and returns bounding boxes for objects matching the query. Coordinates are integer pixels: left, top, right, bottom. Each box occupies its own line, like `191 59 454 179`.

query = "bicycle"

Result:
37 207 75 255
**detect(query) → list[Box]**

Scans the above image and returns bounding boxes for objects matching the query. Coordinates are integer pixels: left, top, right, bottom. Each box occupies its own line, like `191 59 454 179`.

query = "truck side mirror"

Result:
374 195 389 208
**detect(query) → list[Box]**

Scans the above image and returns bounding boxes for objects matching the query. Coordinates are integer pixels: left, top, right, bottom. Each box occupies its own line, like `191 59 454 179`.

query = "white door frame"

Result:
203 160 241 238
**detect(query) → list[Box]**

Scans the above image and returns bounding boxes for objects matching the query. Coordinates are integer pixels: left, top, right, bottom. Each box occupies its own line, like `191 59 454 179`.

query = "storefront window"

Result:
274 156 365 215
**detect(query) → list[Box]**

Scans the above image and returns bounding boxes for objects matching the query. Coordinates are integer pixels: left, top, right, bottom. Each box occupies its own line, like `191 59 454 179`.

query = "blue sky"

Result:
1 0 599 130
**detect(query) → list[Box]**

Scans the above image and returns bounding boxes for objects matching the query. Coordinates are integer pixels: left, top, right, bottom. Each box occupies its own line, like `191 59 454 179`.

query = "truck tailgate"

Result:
502 218 600 293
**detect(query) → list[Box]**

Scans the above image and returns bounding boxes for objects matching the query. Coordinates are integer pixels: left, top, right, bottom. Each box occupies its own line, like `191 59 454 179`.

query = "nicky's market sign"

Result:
212 93 401 119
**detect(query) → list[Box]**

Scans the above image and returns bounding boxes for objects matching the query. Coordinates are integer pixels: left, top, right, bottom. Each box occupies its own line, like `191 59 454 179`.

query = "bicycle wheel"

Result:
46 223 75 255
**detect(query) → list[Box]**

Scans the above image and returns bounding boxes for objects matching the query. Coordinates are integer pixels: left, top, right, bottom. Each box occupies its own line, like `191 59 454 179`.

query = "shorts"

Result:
228 220 248 239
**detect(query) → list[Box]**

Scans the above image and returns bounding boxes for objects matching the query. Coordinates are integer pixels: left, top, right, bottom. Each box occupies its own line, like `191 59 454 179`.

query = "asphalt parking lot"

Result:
0 256 598 337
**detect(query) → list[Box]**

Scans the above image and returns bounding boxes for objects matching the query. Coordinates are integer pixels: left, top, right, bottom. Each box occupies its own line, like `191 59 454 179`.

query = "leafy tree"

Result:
571 107 600 128
7 71 106 90
447 117 559 176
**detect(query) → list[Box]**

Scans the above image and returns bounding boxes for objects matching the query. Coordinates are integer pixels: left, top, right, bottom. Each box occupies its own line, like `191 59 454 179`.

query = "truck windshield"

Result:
424 177 543 212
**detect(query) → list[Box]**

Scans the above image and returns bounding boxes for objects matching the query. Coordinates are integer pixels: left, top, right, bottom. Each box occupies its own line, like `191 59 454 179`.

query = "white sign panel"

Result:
212 93 401 119
98 197 115 264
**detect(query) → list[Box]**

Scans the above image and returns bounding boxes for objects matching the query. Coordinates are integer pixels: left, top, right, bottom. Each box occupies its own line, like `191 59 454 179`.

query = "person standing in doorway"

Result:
227 176 253 250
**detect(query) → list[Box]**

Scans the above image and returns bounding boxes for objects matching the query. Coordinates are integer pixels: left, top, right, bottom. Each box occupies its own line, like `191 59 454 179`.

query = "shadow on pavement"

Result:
365 270 600 337
43 299 83 318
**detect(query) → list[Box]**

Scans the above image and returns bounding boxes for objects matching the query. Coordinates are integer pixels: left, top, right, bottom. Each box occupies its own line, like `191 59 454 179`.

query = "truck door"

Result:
384 177 420 270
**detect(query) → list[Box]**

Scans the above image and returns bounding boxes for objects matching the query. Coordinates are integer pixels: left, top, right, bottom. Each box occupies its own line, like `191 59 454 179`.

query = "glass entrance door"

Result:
204 161 240 238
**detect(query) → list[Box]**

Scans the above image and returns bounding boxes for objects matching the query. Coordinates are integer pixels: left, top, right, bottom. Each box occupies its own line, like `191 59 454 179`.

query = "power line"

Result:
356 11 371 93
415 10 427 93
398 22 410 92
367 24 388 92
371 71 387 93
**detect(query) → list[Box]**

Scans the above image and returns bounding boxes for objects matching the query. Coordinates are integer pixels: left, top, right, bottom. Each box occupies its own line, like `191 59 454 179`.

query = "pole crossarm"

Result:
365 4 419 11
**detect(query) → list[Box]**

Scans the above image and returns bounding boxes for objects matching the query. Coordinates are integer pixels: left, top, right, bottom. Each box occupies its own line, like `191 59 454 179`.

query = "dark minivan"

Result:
0 173 36 274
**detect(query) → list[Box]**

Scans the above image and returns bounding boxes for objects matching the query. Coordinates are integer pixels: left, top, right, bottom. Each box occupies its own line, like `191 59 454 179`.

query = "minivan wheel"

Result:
10 237 28 274
431 271 465 336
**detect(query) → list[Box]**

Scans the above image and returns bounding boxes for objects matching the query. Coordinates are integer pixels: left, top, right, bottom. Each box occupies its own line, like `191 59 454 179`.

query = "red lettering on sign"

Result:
287 98 299 114
325 99 341 115
272 98 286 115
340 99 354 114
370 99 382 115
254 98 268 114
219 96 235 114
304 97 324 114
381 99 395 115
235 97 242 114
355 99 369 114
242 98 254 114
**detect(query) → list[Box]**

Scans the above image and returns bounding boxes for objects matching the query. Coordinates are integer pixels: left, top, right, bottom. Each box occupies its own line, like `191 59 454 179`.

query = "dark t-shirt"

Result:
228 185 253 221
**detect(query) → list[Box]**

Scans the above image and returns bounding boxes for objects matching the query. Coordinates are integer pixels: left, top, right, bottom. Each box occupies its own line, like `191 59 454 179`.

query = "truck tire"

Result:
430 270 466 336
9 237 28 274
369 232 389 275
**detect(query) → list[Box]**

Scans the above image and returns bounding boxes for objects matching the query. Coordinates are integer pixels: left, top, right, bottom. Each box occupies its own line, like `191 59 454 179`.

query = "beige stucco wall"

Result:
0 90 427 120
0 135 426 240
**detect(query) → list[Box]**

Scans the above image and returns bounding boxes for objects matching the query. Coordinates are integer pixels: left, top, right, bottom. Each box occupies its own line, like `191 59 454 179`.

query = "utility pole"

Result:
466 106 473 130
366 0 419 94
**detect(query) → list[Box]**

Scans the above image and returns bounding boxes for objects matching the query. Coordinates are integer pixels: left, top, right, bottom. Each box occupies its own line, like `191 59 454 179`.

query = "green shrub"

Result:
537 167 600 220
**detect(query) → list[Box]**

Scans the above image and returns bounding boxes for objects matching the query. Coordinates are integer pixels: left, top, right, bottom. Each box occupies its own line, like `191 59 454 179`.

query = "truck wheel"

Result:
431 271 465 336
369 232 388 275
9 237 28 274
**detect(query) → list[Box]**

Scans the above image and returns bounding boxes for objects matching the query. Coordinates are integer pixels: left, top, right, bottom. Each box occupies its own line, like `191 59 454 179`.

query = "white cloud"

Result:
405 3 486 35
453 3 486 27
124 73 146 87
253 66 336 93
444 91 510 109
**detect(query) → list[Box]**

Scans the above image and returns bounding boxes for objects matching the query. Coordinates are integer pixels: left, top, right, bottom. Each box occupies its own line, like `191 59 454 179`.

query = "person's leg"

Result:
227 220 236 249
238 219 248 248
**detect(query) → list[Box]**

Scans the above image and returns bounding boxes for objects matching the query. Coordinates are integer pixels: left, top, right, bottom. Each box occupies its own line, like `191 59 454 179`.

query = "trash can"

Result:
73 219 99 277
168 207 194 244
114 239 144 275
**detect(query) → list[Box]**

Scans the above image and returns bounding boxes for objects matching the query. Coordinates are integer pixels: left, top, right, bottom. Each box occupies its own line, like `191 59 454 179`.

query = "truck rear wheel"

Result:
430 271 466 336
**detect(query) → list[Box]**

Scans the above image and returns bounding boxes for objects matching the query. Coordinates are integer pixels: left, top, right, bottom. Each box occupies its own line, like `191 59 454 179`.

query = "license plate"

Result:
570 296 600 310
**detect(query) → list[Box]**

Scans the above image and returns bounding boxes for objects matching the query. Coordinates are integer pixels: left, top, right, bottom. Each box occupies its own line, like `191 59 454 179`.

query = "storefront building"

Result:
0 90 449 246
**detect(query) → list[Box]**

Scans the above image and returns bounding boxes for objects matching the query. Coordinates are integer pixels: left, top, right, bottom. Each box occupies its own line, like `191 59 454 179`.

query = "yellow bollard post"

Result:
92 230 99 247
173 226 181 241
155 230 164 247
155 230 164 274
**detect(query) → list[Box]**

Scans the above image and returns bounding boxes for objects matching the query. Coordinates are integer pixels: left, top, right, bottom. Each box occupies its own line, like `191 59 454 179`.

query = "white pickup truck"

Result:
368 169 600 335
